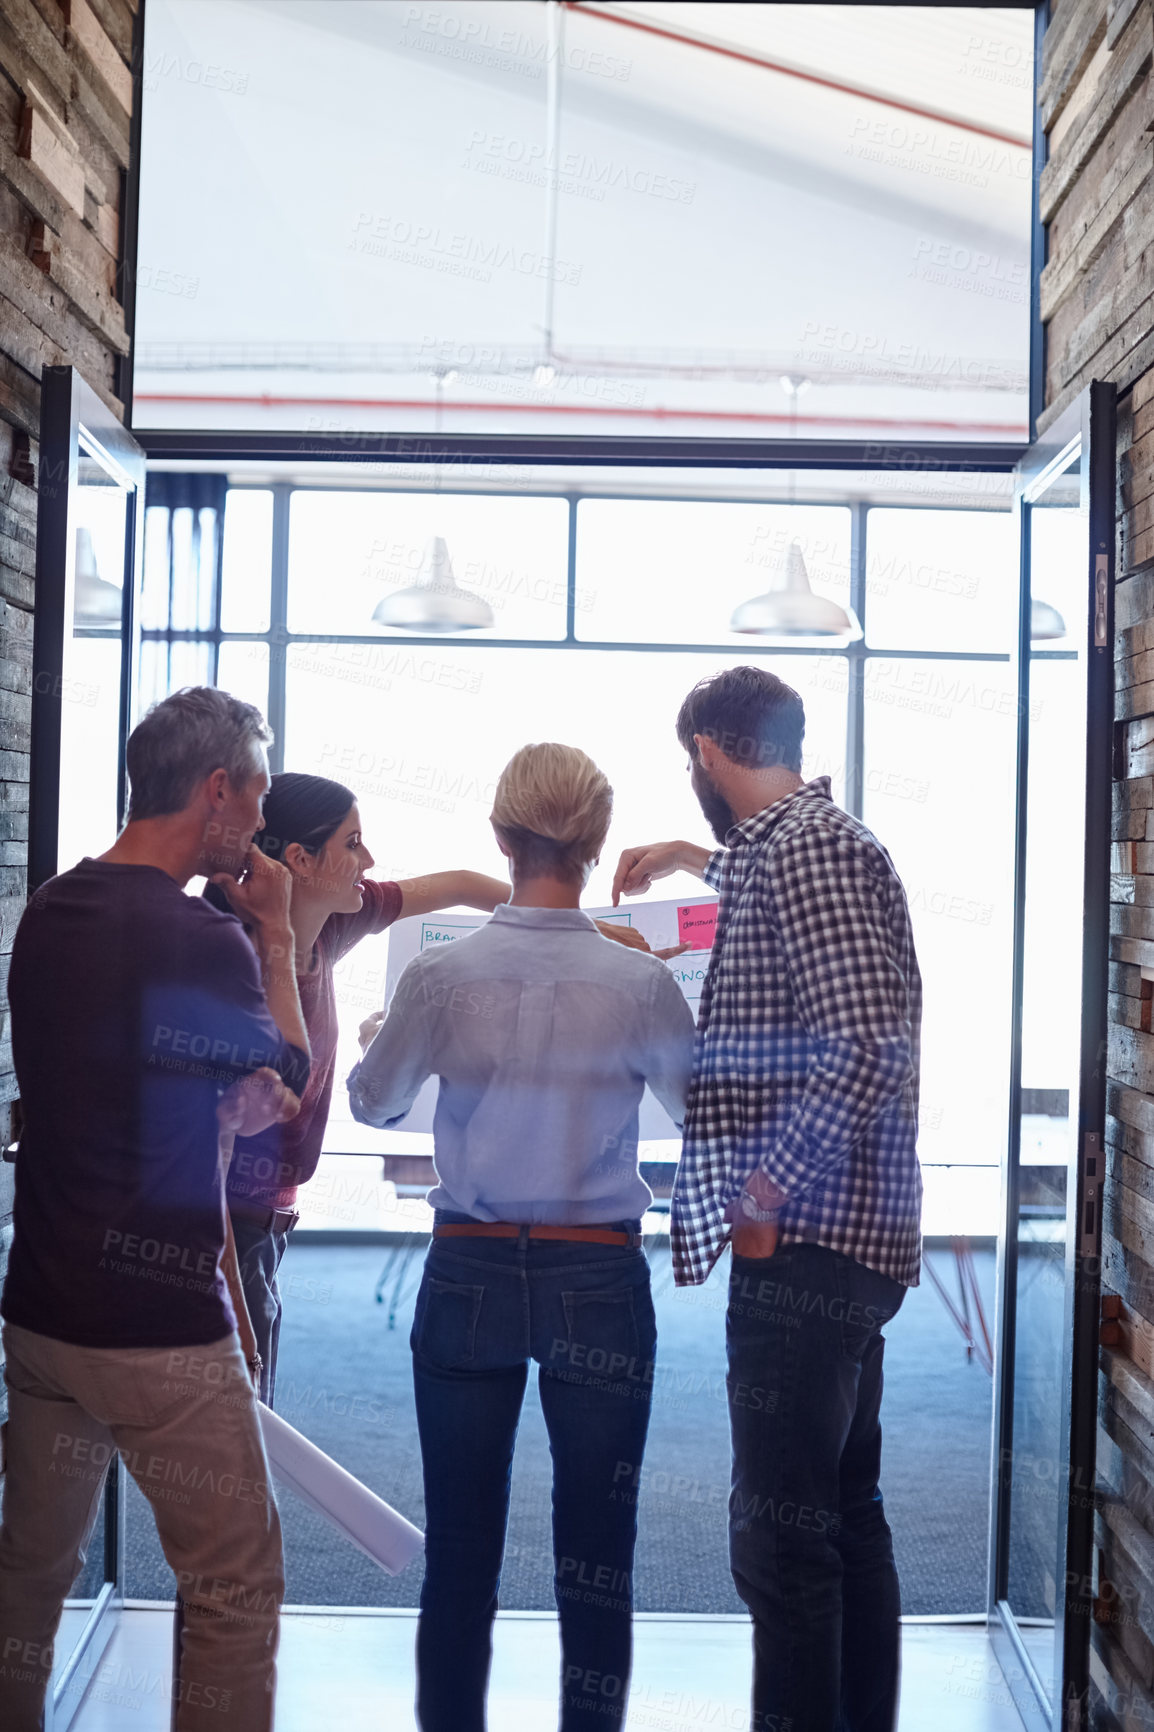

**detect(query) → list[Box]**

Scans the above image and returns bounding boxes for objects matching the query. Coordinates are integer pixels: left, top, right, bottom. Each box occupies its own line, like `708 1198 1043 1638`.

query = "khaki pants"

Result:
0 1322 283 1731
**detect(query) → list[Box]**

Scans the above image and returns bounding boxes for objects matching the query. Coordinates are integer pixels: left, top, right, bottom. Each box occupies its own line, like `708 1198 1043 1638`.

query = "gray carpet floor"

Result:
120 1239 995 1615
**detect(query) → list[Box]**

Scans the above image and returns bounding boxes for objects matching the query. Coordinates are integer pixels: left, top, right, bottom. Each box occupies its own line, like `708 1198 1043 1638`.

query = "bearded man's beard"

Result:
693 768 736 846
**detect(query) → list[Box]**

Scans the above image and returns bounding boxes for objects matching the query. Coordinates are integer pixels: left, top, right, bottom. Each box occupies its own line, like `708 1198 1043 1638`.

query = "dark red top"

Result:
226 878 403 1211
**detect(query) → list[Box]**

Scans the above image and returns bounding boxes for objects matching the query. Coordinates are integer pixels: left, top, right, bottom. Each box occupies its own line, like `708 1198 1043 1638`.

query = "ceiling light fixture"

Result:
371 534 494 633
73 526 123 625
729 378 862 643
370 372 494 633
1029 597 1066 642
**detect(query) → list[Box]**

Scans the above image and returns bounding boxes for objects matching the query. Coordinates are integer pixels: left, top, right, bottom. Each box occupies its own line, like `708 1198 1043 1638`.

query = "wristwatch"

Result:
739 1190 782 1225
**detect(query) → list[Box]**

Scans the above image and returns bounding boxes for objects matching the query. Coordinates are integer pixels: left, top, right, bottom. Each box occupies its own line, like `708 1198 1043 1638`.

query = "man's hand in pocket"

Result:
724 1168 787 1260
730 1221 780 1260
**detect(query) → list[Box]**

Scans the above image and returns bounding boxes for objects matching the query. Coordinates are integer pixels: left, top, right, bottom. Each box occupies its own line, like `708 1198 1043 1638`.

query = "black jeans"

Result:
227 1205 294 1407
411 1214 657 1732
726 1240 906 1732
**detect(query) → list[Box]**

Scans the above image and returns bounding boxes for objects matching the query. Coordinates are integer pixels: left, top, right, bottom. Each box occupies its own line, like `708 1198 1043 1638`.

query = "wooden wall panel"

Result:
1043 0 1154 1724
0 0 138 1415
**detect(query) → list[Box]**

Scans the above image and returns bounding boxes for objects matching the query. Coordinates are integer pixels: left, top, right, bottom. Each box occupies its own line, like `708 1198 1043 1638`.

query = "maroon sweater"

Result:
226 878 403 1211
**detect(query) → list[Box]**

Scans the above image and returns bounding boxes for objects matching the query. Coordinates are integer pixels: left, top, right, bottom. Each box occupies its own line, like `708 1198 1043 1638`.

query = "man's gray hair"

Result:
125 686 273 821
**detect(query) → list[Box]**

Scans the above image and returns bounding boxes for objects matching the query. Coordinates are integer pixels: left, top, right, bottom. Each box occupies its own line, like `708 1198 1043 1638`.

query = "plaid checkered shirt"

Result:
671 776 923 1289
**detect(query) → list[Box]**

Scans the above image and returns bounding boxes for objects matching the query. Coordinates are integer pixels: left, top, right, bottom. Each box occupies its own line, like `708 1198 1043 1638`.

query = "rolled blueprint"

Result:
259 1402 424 1575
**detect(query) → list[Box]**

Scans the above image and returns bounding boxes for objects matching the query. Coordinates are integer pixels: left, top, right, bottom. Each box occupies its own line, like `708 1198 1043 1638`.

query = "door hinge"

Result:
1080 1131 1103 1259
1094 554 1109 648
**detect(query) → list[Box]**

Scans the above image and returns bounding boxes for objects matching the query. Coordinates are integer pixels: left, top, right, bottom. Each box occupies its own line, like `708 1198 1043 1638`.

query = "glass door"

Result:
991 382 1115 1730
28 366 145 1728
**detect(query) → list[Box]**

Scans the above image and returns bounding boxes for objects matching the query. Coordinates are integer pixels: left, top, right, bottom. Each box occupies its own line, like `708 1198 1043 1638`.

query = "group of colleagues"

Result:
0 662 923 1732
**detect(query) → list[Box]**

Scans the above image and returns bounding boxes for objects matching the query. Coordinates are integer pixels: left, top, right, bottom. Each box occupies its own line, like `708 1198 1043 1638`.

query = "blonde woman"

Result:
348 744 696 1732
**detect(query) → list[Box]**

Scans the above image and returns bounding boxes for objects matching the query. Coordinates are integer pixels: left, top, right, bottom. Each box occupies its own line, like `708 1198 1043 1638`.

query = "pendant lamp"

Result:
370 370 494 633
731 539 862 639
371 535 494 633
1029 597 1066 641
729 378 861 642
74 526 123 624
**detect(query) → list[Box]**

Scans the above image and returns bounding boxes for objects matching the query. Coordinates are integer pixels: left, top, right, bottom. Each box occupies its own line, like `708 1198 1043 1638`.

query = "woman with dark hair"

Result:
208 770 510 1403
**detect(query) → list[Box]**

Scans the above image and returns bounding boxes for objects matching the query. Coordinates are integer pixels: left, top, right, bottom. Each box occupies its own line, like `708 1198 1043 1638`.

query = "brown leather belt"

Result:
433 1222 633 1246
229 1201 300 1238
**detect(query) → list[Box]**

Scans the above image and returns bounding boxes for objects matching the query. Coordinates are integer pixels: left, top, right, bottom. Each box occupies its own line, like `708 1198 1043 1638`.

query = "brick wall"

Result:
0 0 137 1404
1039 0 1154 1724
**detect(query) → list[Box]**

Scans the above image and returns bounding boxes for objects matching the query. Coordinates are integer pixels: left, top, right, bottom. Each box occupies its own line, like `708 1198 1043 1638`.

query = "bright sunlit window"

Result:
130 475 1023 1236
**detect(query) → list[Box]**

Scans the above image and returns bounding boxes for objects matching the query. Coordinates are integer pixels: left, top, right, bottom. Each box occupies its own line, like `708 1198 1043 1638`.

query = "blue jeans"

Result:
228 1207 294 1407
726 1240 906 1732
411 1214 657 1732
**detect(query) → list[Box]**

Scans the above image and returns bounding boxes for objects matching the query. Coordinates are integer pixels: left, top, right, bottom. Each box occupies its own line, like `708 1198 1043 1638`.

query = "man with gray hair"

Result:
0 686 311 1732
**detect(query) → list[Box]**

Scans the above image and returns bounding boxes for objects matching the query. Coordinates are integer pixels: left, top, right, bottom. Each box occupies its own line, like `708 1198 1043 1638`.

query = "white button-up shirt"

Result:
347 903 696 1224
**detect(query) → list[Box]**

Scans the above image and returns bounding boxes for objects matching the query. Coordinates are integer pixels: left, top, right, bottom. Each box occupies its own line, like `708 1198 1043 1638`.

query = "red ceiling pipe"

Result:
564 2 1033 151
135 392 1027 437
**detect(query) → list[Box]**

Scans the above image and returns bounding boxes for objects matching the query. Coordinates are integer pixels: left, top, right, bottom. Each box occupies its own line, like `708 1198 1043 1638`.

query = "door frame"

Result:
988 380 1115 1732
30 365 146 1726
30 366 146 891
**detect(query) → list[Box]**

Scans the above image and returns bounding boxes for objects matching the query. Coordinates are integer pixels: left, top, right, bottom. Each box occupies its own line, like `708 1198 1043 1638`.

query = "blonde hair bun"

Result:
491 743 612 880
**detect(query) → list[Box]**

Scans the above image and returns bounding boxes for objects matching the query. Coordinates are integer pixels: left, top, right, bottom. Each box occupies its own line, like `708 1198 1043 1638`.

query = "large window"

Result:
860 508 1019 1229
138 472 1018 1234
124 466 1018 1614
112 0 1056 1632
134 1 1033 441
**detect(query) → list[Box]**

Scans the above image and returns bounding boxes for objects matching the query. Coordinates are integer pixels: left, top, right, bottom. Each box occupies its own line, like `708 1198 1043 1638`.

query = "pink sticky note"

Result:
677 902 718 949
